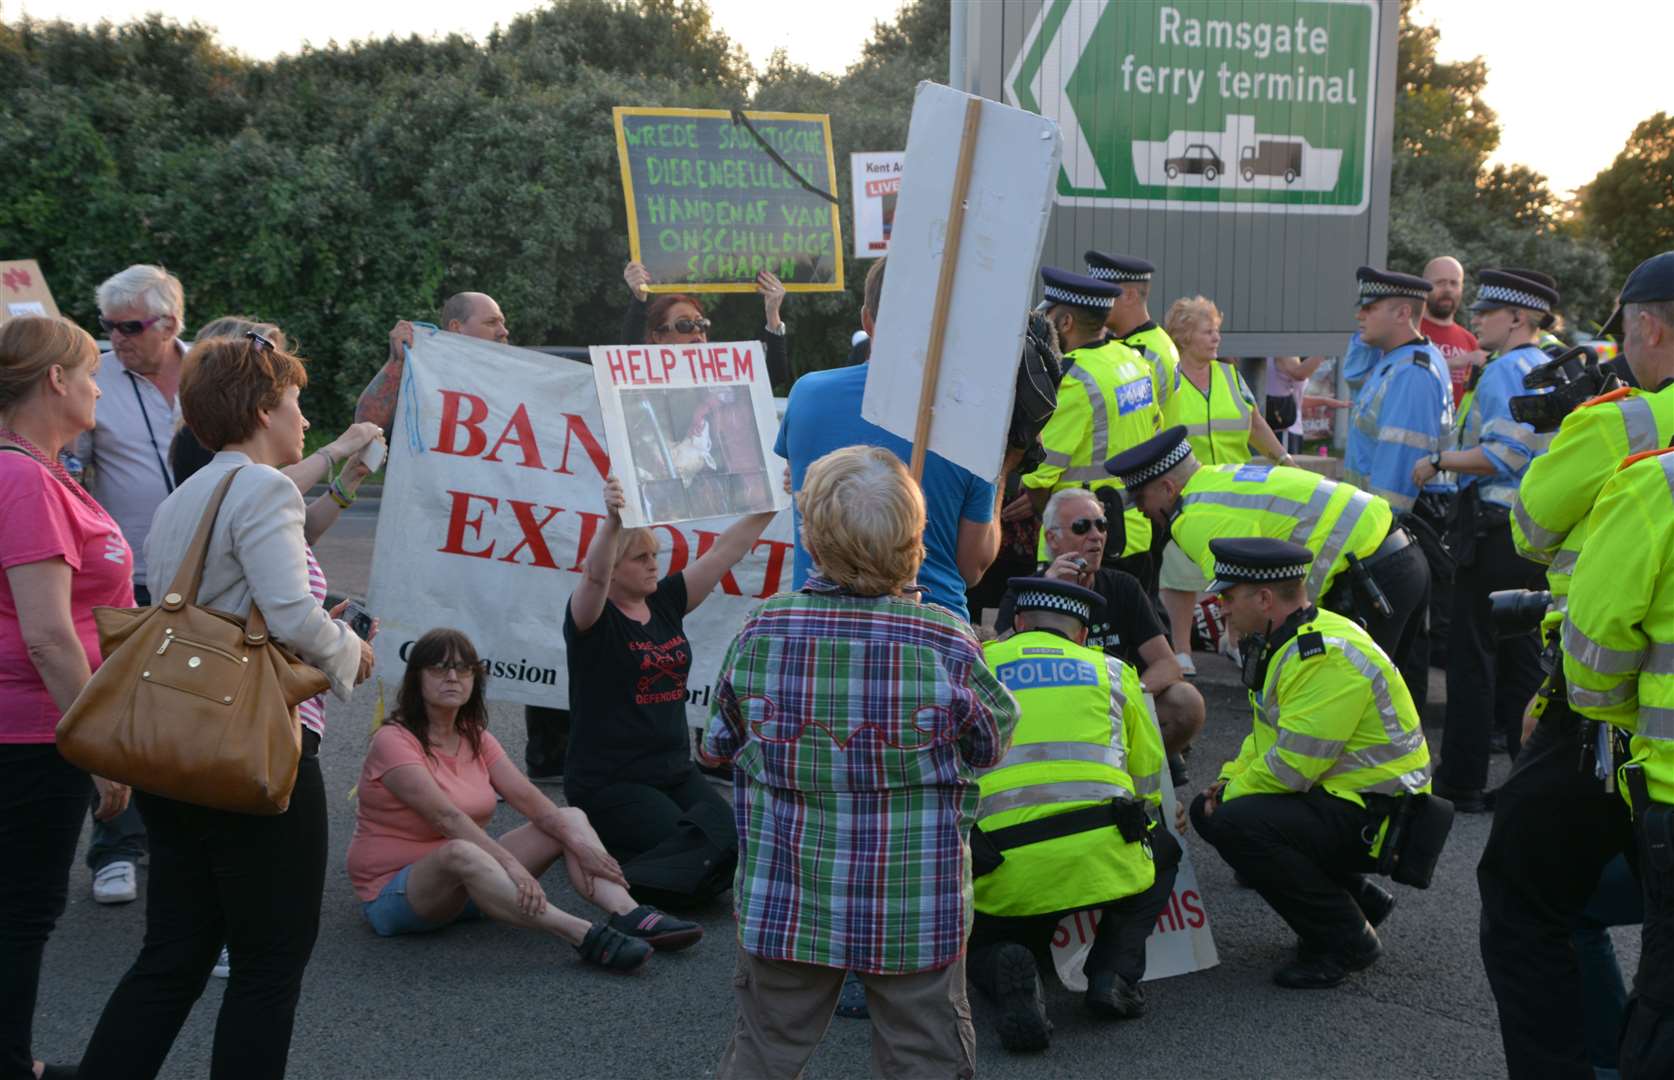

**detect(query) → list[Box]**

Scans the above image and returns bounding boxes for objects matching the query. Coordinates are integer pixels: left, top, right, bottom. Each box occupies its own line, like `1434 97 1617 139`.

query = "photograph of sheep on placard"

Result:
589 339 790 528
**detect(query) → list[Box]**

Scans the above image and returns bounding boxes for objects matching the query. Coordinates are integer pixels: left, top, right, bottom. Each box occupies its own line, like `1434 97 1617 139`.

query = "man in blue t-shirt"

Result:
775 258 1012 622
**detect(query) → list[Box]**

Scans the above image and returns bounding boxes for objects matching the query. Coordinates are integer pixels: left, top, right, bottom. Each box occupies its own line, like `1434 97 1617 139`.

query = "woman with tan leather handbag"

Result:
77 333 372 1080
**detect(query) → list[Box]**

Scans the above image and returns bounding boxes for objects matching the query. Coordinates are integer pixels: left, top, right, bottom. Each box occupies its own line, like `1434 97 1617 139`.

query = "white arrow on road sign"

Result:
1006 0 1107 191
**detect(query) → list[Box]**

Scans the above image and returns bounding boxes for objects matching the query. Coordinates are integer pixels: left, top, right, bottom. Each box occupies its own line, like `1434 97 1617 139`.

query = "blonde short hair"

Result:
0 316 97 409
1165 295 1222 343
798 446 925 595
613 526 658 564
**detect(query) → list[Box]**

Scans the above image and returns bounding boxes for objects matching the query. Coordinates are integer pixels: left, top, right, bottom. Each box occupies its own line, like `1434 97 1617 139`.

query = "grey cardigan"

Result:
144 451 361 700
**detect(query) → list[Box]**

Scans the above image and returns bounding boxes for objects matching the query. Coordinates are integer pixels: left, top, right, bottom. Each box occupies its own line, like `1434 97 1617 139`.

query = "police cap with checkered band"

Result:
1083 250 1155 284
1103 425 1193 491
1205 537 1314 596
1356 266 1433 308
1006 576 1104 627
1039 267 1121 314
1470 268 1560 315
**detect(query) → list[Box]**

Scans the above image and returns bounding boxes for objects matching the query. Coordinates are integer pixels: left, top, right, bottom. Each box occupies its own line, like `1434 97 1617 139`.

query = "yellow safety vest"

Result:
1163 359 1256 466
1120 323 1180 412
1512 385 1674 634
1222 607 1432 808
1563 448 1674 807
1169 463 1393 601
1023 338 1162 557
976 631 1165 918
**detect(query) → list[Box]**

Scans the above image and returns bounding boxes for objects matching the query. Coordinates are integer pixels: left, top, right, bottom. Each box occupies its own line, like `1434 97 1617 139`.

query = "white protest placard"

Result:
588 341 789 528
1050 741 1220 988
861 81 1061 481
850 151 902 259
367 329 794 727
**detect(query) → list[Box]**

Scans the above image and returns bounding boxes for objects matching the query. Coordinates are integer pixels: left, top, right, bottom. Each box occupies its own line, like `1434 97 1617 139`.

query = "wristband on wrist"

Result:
328 478 355 509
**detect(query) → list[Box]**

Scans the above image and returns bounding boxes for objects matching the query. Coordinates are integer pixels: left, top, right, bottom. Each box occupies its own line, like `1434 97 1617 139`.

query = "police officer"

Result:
1412 270 1561 810
1024 267 1163 581
1085 250 1178 408
970 577 1178 1051
1107 427 1432 708
1189 538 1432 989
1480 251 1674 1079
1344 266 1456 516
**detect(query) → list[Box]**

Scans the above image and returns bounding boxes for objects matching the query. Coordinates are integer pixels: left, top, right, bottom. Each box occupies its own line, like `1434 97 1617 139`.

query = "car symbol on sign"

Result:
1164 144 1223 182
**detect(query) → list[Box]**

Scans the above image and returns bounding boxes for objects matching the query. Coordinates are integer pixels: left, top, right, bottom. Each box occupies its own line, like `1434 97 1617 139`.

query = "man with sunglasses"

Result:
993 488 1205 761
69 263 189 905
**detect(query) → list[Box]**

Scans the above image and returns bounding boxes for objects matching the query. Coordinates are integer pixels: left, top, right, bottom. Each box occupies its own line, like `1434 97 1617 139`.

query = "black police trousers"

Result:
1323 537 1431 715
1437 523 1545 789
1478 696 1633 1079
1622 804 1674 1079
1191 788 1383 954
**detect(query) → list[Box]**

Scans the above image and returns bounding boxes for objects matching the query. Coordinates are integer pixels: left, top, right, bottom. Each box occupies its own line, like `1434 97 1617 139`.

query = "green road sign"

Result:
1009 0 1378 213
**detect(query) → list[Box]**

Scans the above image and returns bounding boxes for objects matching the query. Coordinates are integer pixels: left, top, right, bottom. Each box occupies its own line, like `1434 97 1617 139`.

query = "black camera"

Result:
1489 589 1552 639
1509 346 1621 433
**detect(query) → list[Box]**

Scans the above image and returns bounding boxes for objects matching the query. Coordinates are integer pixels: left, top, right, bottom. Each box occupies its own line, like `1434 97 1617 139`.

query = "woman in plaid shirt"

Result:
704 445 1020 1079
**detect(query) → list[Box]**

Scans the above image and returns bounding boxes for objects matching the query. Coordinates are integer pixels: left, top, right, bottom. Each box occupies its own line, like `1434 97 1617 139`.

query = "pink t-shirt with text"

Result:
1422 318 1481 408
0 453 134 743
346 722 506 900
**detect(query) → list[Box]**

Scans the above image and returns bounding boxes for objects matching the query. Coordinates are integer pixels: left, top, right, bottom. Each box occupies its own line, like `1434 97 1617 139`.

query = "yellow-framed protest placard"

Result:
613 106 845 294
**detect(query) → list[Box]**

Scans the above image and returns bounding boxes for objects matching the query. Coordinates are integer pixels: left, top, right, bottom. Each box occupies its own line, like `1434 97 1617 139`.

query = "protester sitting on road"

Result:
564 473 777 909
703 445 1019 1079
994 487 1205 759
0 316 134 1080
1159 297 1291 670
346 628 699 969
78 333 373 1080
622 261 789 389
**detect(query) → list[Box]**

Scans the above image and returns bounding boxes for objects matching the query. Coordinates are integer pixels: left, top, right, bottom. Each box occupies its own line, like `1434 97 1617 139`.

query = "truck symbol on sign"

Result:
1241 140 1303 184
1164 144 1224 182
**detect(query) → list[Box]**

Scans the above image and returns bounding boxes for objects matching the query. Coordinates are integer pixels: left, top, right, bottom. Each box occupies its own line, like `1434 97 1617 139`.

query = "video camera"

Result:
1509 346 1622 433
1489 589 1553 639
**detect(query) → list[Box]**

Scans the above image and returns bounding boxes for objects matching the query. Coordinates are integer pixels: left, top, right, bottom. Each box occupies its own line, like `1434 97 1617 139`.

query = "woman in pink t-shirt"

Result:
347 628 703 971
0 316 135 1080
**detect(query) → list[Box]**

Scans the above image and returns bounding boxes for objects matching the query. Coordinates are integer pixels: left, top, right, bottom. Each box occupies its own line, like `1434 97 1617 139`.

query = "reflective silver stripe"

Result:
1555 594 1569 614
1551 548 1579 577
1647 642 1674 675
1483 417 1541 450
977 780 1129 818
1261 746 1314 791
1513 496 1565 552
1334 728 1428 773
1066 363 1111 464
1562 618 1646 675
1569 683 1637 710
1182 489 1312 518
1639 707 1674 741
1042 448 1073 468
1131 771 1163 798
1482 441 1532 473
1379 426 1437 451
1289 480 1338 544
1226 366 1252 419
1369 484 1414 513
1306 489 1373 600
1357 766 1432 796
1622 395 1661 452
1276 729 1347 759
1479 484 1520 508
1060 465 1117 483
989 741 1125 771
1329 636 1414 749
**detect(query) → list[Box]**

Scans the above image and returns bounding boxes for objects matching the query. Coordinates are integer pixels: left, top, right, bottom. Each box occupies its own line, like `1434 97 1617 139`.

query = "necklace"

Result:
0 427 100 509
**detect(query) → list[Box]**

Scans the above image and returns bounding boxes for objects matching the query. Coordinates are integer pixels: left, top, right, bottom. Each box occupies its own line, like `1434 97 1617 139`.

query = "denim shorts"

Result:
361 863 484 937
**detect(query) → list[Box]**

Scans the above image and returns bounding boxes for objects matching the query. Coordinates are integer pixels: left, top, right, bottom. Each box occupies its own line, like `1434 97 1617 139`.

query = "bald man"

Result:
355 291 510 428
1420 256 1484 409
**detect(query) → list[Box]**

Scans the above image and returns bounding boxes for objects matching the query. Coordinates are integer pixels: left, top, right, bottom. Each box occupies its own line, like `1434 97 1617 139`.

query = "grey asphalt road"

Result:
31 506 1634 1077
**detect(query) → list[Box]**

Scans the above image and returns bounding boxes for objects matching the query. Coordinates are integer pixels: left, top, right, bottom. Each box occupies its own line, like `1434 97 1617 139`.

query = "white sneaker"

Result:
212 946 231 979
93 861 137 904
1175 651 1198 678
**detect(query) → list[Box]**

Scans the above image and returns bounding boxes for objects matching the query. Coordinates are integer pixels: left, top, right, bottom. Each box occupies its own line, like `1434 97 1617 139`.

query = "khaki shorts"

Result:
1159 539 1209 593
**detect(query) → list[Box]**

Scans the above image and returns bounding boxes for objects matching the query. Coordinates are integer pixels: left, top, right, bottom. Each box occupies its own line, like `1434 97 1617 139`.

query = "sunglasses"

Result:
1069 517 1109 536
654 317 711 335
245 330 275 352
99 315 164 336
424 661 477 677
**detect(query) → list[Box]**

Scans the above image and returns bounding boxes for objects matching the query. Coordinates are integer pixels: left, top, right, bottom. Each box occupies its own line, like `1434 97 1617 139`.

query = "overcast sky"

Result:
13 0 1669 194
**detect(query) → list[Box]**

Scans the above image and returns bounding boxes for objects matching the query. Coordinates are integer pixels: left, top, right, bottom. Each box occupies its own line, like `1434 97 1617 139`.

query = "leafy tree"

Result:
1580 112 1674 282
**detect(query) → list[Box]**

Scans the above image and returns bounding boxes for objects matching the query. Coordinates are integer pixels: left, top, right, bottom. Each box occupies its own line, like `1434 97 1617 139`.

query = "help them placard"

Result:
589 341 790 529
0 259 61 323
861 83 1061 482
614 107 844 293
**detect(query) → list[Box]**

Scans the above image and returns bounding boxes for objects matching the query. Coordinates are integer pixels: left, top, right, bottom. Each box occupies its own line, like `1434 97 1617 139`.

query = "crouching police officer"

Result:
969 577 1180 1052
1189 539 1445 989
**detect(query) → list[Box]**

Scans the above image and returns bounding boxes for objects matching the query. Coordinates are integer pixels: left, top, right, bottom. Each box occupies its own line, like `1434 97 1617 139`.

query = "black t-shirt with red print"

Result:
563 573 694 799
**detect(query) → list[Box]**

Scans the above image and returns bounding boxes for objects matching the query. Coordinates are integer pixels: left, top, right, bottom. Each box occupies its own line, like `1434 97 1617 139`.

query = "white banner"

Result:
1050 741 1220 988
588 340 789 528
367 329 794 725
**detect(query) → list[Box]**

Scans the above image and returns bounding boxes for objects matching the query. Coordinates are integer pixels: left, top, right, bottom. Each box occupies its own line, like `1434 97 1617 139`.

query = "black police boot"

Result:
973 944 1050 1052
1432 780 1491 814
1351 878 1396 928
1273 928 1383 990
1084 970 1146 1019
1168 751 1190 788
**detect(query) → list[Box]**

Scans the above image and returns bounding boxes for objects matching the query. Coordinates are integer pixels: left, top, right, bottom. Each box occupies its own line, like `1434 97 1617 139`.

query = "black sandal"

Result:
575 922 652 972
